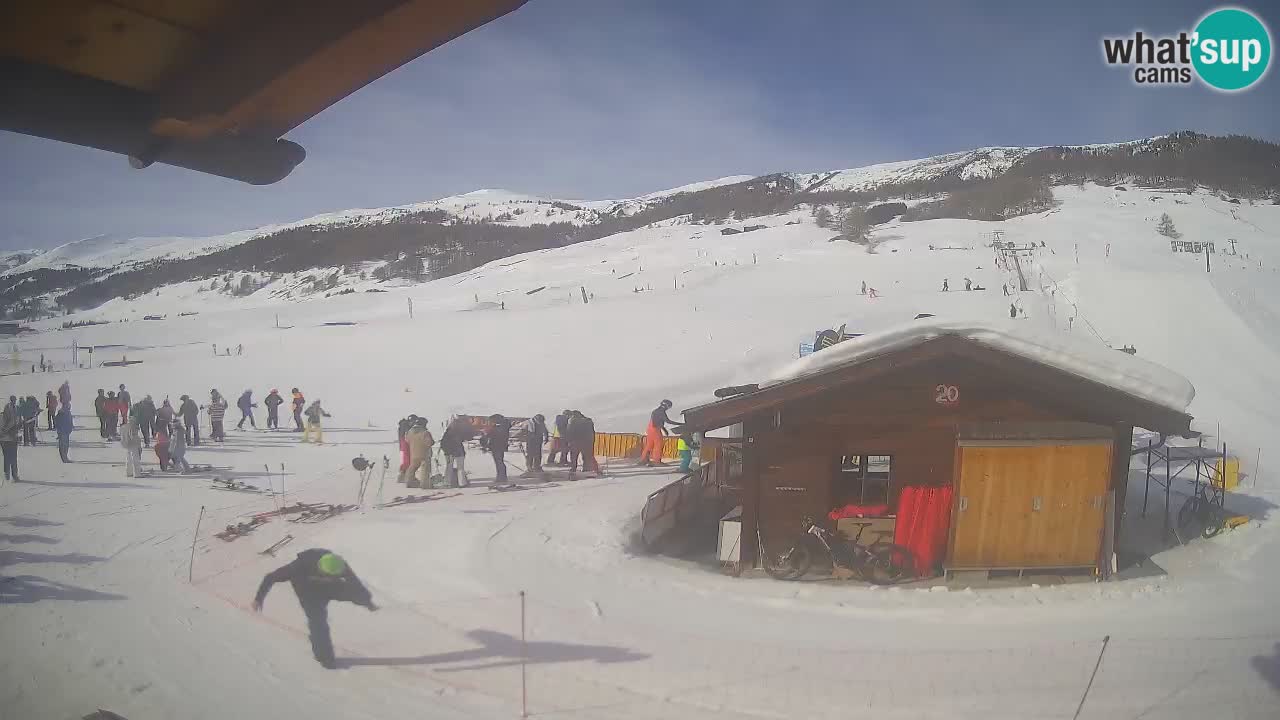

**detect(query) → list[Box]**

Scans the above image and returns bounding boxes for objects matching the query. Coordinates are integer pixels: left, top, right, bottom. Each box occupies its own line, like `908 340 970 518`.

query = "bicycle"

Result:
1177 480 1231 539
761 516 916 584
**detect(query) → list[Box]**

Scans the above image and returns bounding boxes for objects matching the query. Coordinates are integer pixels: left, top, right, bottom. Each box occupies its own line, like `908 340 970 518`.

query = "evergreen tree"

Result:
812 206 834 228
839 205 870 242
1156 212 1181 239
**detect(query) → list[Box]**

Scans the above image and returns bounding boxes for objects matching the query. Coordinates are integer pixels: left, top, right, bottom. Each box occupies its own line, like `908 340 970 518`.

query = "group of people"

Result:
1 382 75 480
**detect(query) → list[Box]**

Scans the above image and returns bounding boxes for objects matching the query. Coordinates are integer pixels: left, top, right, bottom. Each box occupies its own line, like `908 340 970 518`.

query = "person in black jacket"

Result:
479 414 511 485
439 418 472 488
253 549 377 669
523 414 548 473
179 395 200 446
94 389 108 439
263 389 284 430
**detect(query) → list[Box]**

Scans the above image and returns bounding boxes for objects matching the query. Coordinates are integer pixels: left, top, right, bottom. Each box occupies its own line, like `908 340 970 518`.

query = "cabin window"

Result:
834 454 892 507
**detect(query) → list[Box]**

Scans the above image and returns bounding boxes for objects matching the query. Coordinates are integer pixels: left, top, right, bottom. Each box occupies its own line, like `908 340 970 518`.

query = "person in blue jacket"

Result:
54 404 74 463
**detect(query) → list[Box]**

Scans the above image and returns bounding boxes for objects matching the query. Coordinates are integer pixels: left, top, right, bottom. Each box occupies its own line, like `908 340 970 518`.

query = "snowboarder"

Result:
479 414 511 485
154 423 171 471
1009 303 1018 319
252 549 377 669
639 400 676 466
941 279 949 292
302 400 330 444
547 410 571 466
291 388 305 431
207 390 228 442
523 414 547 473
236 390 257 430
54 404 73 463
117 384 131 422
45 390 57 431
179 394 200 446
567 411 599 476
400 418 435 488
263 389 283 430
1 396 20 482
121 418 143 478
439 418 472 488
94 388 108 438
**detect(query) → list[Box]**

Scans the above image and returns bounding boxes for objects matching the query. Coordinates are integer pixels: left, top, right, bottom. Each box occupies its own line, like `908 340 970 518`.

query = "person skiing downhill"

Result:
639 400 676 466
253 549 377 669
179 394 200 446
291 388 306 432
236 390 257 430
263 389 284 430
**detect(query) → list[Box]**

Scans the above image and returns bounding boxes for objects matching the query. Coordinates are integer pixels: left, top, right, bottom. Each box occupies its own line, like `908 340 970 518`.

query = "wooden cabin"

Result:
682 326 1194 578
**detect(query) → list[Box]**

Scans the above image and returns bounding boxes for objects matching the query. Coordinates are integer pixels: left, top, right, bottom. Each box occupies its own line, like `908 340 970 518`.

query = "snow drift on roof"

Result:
766 319 1195 412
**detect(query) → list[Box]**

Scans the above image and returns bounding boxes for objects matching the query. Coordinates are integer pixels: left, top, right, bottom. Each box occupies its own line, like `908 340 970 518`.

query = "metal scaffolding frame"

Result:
1137 434 1227 539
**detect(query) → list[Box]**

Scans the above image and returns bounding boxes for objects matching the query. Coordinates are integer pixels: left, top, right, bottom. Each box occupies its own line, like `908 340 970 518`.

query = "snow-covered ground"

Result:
3 183 1280 718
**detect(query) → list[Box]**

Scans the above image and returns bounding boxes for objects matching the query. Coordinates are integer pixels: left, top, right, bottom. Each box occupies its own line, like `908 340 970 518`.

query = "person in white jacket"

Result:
121 418 144 478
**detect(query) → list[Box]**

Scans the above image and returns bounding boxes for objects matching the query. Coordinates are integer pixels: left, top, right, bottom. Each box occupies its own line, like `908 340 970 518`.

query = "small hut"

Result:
682 320 1194 579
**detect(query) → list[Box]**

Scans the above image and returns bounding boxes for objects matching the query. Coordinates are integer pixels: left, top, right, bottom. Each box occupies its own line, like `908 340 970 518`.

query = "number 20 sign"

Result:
934 384 960 405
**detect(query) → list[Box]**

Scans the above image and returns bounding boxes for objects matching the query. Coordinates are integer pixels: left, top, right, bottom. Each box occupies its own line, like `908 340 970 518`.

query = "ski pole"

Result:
378 456 388 506
280 462 286 506
188 505 205 583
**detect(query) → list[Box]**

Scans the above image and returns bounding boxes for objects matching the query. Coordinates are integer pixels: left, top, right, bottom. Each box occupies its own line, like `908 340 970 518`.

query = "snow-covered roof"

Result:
767 319 1195 413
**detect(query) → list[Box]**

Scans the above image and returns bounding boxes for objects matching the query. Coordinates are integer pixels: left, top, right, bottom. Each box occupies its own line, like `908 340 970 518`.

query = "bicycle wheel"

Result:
763 540 813 580
861 543 916 585
1201 504 1225 539
1177 496 1202 532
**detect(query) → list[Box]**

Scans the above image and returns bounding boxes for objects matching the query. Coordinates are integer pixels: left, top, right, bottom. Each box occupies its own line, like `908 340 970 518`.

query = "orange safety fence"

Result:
593 432 680 460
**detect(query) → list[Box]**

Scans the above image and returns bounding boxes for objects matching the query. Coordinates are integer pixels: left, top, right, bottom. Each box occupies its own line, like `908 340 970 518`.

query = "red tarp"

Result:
828 503 890 521
893 485 954 577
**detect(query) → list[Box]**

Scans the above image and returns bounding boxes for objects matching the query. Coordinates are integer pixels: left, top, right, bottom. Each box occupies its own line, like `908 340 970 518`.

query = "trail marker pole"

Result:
280 463 286 507
188 505 205 583
1073 635 1110 720
520 591 528 718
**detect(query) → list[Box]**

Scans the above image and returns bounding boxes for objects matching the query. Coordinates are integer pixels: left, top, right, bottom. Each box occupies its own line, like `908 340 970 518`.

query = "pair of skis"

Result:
289 503 356 523
377 492 459 508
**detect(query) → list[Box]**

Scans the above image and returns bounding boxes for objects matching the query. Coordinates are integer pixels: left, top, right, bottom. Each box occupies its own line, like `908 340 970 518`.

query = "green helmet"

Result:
316 552 347 577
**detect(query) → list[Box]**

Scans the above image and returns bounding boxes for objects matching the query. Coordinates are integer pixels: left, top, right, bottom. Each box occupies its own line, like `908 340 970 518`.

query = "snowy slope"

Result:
2 182 1279 720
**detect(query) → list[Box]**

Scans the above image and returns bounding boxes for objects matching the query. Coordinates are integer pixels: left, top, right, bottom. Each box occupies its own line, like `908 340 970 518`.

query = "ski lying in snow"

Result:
215 517 267 541
377 492 459 508
260 534 295 556
253 502 327 521
491 482 560 492
210 478 272 493
289 504 357 523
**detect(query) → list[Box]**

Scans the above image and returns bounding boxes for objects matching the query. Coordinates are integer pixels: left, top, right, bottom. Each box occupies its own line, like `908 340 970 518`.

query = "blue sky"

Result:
2 0 1277 250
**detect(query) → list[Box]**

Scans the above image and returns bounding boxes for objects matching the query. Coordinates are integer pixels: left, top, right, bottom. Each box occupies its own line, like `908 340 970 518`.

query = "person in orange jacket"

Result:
639 400 675 466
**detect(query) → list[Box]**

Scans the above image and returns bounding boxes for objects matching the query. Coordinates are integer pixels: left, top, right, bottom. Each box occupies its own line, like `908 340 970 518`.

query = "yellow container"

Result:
1212 457 1240 491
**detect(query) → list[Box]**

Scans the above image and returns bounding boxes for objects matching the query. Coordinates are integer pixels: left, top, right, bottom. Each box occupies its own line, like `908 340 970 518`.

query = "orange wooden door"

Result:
951 443 1111 569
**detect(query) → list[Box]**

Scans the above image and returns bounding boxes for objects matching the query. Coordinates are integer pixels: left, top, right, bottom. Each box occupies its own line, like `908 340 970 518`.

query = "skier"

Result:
263 389 284 430
54 403 73 463
154 423 171 471
94 388 108 439
860 280 867 295
1 396 20 482
117 384 131 423
131 394 156 447
639 400 676 467
121 418 143 478
1002 283 1009 296
156 398 175 428
479 414 512 485
290 388 305 431
439 418 472 488
523 414 547 474
169 422 191 473
400 418 435 488
19 395 39 446
964 277 972 291
236 343 243 356
207 390 228 442
58 380 71 412
236 390 257 430
302 400 331 444
567 411 600 476
941 279 949 292
252 549 377 669
546 410 570 466
104 392 122 438
45 389 57 431
1009 303 1018 319
179 394 200 446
